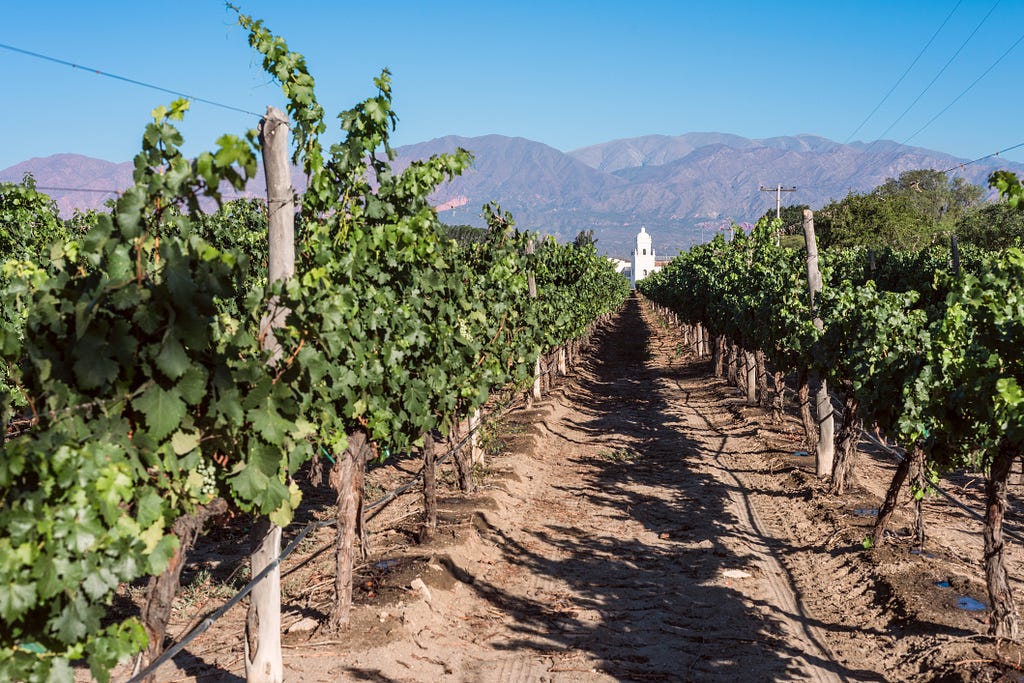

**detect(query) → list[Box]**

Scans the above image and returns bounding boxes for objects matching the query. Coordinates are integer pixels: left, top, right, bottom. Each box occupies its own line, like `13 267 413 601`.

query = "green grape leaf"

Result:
132 385 186 441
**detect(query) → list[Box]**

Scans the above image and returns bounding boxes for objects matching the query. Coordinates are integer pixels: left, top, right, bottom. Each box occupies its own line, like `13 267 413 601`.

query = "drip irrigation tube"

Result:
125 393 525 682
827 395 1024 544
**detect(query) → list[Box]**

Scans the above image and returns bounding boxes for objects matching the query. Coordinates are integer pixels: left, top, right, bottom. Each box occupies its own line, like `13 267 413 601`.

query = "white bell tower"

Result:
631 226 655 288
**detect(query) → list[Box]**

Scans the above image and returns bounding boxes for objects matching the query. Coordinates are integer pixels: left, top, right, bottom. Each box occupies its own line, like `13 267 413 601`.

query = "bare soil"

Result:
108 294 1024 682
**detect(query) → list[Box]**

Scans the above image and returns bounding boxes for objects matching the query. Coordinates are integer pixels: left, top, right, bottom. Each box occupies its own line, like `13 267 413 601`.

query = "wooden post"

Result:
469 408 484 467
526 238 541 402
420 432 437 540
951 234 961 276
803 209 834 477
246 105 293 683
744 350 757 404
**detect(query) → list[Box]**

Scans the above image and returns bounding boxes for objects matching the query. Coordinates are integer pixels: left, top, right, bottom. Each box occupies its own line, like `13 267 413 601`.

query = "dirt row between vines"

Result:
127 293 1024 683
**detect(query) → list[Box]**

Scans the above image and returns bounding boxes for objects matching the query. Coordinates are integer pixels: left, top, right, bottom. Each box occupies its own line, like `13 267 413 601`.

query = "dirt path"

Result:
137 293 1024 683
307 295 865 682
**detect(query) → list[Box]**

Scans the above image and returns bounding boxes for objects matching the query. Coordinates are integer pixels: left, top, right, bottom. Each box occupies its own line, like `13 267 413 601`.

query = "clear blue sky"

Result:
3 0 1023 171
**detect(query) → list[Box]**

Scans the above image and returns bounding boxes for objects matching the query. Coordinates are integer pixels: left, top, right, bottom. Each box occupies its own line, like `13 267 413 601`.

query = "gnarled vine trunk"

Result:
910 447 926 546
138 498 227 682
830 385 860 495
871 446 914 547
771 370 786 423
713 335 725 377
755 350 769 409
984 441 1019 639
449 419 473 492
329 430 371 631
726 343 738 387
797 366 817 451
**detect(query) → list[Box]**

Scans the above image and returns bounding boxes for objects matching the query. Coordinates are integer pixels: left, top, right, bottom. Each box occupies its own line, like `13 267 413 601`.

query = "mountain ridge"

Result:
3 133 1023 258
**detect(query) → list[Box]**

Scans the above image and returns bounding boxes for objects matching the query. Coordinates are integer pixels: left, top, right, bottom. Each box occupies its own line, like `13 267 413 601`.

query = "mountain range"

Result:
4 133 1023 258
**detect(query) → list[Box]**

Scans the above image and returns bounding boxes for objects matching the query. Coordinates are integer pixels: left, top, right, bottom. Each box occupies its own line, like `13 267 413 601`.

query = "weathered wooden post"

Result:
246 105 293 683
744 350 757 404
421 432 437 540
951 234 961 276
802 209 834 477
469 408 484 467
526 238 541 403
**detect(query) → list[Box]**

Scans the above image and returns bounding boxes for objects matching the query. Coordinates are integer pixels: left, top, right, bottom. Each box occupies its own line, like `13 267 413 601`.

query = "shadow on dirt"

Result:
438 294 884 681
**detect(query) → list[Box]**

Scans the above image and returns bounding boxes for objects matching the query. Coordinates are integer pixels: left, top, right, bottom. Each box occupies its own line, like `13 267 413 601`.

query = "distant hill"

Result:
4 133 1023 259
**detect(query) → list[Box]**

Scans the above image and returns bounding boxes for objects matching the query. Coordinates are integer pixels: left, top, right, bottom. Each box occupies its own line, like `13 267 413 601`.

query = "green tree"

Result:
955 201 1024 249
573 229 596 249
816 170 983 250
757 204 808 234
444 223 487 247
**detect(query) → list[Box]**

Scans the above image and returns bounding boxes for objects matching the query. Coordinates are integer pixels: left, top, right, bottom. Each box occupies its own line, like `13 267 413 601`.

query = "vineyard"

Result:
0 12 628 683
637 206 1024 639
5 9 1024 683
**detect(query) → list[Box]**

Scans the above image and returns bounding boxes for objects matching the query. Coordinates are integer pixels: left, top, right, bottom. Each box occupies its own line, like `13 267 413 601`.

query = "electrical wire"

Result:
31 185 119 195
0 42 262 118
1 182 259 201
123 385 531 682
867 0 1001 146
844 0 963 144
939 140 1024 174
899 29 1024 148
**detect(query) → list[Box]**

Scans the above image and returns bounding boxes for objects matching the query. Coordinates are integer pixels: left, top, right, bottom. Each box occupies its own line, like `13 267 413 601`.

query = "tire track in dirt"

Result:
419 294 872 681
629 299 845 683
291 294 893 682
639 300 912 682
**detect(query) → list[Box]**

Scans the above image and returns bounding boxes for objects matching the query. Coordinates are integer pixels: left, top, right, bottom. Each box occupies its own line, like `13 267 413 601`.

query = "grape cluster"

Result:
195 458 219 501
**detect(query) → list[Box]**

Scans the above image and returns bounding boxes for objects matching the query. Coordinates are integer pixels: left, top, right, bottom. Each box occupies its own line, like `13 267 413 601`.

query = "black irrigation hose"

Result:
854 422 1024 547
126 517 330 683
647 304 1024 546
823 393 1024 547
125 392 526 682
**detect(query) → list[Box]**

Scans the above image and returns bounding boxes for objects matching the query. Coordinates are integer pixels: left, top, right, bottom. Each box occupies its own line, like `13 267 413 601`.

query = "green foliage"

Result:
241 13 629 453
757 204 808 234
0 175 69 262
639 219 817 374
930 249 1024 470
0 101 309 681
815 170 983 250
640 210 1024 486
0 14 628 682
955 201 1024 249
444 223 488 247
989 170 1024 210
573 229 596 249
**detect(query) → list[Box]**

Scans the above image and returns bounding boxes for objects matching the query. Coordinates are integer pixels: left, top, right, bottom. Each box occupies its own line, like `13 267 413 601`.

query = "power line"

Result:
867 1 1001 146
32 185 119 195
939 140 1024 174
844 0 963 144
2 183 260 200
0 42 262 118
900 29 1024 148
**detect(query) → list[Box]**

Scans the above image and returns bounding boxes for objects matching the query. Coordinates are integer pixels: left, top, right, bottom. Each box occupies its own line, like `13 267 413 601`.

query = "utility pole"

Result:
759 184 797 219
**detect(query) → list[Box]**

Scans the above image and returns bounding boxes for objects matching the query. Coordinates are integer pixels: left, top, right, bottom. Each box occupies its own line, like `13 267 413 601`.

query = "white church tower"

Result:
631 226 656 288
